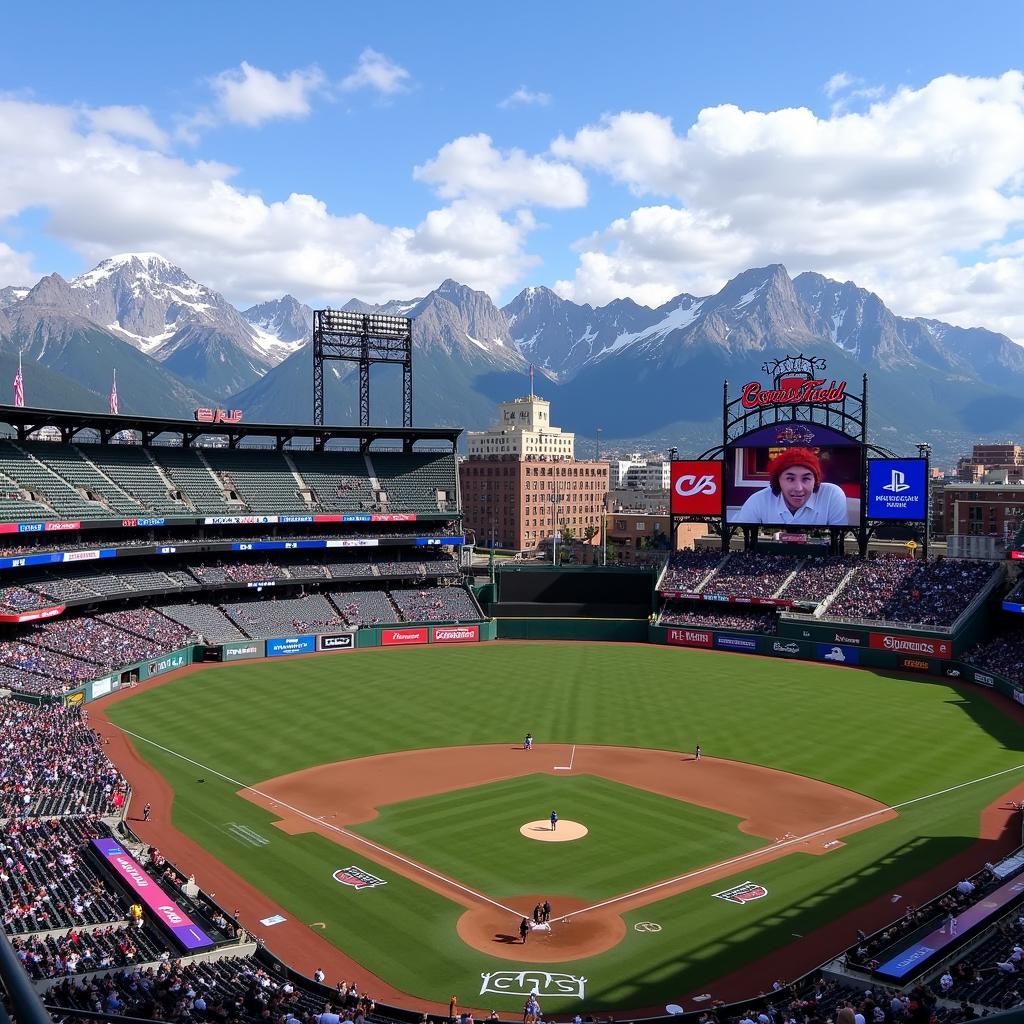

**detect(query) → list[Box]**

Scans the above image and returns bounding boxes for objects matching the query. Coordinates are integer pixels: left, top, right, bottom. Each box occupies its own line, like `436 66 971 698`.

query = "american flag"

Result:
13 355 24 408
109 369 119 415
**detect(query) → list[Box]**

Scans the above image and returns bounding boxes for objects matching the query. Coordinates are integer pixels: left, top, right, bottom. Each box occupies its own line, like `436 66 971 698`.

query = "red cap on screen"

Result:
768 447 822 491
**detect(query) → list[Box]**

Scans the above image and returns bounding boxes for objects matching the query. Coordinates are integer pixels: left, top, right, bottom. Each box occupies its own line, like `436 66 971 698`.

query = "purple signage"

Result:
91 838 213 951
876 873 1024 980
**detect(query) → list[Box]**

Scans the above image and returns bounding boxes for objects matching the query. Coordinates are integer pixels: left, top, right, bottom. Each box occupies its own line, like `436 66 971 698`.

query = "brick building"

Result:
955 442 1024 483
940 482 1024 541
460 395 608 550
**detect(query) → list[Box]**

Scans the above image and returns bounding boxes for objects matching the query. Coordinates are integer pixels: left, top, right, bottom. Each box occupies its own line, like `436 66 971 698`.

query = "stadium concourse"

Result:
2 405 1024 1024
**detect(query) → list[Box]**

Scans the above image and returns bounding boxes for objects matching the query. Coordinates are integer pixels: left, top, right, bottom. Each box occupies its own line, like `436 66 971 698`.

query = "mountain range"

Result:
3 254 1024 464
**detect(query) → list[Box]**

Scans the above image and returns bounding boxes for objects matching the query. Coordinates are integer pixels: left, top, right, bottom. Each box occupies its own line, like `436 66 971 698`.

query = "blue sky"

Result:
2 1 1024 340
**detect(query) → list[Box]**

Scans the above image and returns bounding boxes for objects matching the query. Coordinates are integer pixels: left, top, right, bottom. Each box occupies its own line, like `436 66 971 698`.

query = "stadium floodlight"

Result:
313 310 414 427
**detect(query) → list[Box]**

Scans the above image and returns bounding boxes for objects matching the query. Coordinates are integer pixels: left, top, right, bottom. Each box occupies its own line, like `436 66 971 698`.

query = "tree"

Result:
583 525 598 542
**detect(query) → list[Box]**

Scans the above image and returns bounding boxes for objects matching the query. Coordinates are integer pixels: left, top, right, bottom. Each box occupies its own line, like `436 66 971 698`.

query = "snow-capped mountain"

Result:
503 286 661 378
3 253 1024 459
234 279 530 426
241 295 313 361
68 254 302 396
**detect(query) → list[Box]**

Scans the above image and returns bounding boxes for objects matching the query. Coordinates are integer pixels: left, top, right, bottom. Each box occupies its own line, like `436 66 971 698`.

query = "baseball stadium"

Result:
2 345 1024 1024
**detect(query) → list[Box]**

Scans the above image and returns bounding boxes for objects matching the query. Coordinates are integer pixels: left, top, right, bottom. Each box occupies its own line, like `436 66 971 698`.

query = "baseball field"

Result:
95 642 1024 1016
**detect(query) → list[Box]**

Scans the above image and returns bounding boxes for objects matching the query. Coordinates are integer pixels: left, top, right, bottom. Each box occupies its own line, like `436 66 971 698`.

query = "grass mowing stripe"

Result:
117 726 521 918
103 644 1024 1009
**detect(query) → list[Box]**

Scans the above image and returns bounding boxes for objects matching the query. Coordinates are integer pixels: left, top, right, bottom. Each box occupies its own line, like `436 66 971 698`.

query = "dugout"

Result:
491 565 656 619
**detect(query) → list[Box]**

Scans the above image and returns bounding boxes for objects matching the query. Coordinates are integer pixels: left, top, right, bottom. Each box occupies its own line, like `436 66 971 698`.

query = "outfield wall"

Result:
649 624 1024 707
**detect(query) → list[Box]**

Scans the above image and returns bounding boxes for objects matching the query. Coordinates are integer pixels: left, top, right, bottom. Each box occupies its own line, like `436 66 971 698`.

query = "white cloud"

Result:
339 48 411 96
0 241 35 286
824 72 854 99
414 134 587 209
550 72 1024 341
84 106 168 149
210 61 326 127
499 86 551 109
0 97 541 303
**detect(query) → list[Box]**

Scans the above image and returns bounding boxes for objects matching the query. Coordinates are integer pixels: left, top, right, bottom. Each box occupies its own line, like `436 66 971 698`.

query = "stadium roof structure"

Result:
0 404 461 452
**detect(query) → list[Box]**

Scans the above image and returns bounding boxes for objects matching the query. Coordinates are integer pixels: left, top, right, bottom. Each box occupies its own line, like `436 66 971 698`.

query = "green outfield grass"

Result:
352 773 764 900
104 643 1024 1011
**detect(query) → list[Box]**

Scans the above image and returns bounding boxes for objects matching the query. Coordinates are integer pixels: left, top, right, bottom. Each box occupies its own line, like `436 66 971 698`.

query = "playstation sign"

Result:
867 459 928 522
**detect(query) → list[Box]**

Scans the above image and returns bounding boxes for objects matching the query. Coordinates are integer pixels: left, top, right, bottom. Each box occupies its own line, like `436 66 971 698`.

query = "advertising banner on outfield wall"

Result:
714 634 758 653
869 632 952 660
141 649 190 680
432 625 480 643
665 628 713 648
267 636 316 657
317 633 355 652
898 656 933 673
769 639 810 658
815 643 860 665
971 669 995 688
381 627 428 646
223 640 265 661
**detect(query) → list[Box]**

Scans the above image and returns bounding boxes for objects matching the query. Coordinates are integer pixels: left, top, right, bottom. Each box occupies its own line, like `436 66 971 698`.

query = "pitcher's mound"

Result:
520 819 588 842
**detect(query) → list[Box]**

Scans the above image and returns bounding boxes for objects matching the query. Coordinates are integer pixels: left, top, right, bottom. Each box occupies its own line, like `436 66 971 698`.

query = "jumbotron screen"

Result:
725 423 862 527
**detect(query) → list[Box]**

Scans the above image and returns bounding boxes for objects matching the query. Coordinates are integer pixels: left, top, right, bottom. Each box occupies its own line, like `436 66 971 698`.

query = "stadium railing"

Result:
0 931 51 1024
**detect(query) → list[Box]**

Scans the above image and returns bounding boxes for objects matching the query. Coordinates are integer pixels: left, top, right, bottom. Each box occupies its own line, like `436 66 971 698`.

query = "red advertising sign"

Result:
740 378 848 409
665 628 713 648
432 625 479 643
869 632 951 660
1012 550 1024 561
899 656 932 673
0 604 64 624
670 461 723 516
194 408 243 423
381 627 428 646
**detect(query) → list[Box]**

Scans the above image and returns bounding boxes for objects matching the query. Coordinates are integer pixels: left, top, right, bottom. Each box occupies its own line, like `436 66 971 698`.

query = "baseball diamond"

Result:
94 641 1024 1015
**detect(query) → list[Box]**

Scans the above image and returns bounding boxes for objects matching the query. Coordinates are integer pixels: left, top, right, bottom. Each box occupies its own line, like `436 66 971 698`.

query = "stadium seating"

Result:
389 585 481 623
369 451 457 513
19 442 144 517
658 604 778 633
703 552 803 599
963 626 1024 684
150 447 232 514
156 601 249 643
204 449 310 513
287 449 374 512
328 589 395 626
79 444 186 515
660 550 724 592
0 441 103 519
222 593 344 638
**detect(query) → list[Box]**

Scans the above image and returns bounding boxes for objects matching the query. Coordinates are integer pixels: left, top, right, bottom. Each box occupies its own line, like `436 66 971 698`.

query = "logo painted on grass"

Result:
333 866 387 890
713 881 768 904
479 971 587 999
633 921 662 933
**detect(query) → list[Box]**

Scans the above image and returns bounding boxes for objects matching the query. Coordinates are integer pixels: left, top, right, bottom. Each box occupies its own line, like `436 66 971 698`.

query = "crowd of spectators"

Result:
660 550 723 592
34 617 177 673
45 954 378 1024
659 604 778 634
963 627 1024 685
0 700 126 817
945 913 1024 1008
778 556 861 603
389 586 482 623
1 818 127 932
13 924 166 979
704 553 803 600
94 608 197 647
845 864 1014 972
828 557 995 626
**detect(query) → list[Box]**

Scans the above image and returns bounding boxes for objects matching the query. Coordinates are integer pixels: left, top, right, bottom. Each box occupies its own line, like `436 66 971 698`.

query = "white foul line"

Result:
117 728 521 918
562 760 1024 922
553 744 577 772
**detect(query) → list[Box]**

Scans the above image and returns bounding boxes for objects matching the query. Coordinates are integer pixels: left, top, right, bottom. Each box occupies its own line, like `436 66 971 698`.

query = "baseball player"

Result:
524 733 533 750
694 744 701 762
550 810 558 831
